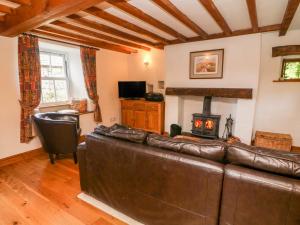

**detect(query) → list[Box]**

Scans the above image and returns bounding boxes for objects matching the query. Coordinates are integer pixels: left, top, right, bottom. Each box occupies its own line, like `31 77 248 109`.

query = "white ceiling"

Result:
89 0 300 41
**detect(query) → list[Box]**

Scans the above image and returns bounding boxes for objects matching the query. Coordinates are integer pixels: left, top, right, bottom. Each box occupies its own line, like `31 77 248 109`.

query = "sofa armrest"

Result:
78 142 88 192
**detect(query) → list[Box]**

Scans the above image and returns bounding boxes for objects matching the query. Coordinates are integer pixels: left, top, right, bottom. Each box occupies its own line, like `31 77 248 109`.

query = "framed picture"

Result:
190 49 224 79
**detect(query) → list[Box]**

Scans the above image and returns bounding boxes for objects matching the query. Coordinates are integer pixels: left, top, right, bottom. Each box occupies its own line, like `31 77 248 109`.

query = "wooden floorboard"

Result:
0 153 126 225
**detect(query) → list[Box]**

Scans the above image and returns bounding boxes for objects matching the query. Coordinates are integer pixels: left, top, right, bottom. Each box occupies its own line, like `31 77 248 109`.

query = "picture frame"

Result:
190 49 224 79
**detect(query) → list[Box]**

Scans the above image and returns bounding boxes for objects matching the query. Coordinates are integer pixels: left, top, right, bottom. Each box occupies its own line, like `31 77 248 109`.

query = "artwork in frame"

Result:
190 49 224 79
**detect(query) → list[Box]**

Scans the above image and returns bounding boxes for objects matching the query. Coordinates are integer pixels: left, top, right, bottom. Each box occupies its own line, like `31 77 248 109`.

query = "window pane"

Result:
40 53 50 66
51 54 64 67
55 80 68 102
41 66 50 77
42 80 55 103
50 66 65 78
283 61 300 79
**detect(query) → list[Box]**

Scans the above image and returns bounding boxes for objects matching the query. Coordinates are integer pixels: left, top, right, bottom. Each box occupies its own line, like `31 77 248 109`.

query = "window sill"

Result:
38 103 71 109
273 79 300 83
79 110 94 115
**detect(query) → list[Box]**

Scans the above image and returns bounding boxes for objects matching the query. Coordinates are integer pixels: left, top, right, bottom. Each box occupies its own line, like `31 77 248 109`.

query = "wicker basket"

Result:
254 131 292 152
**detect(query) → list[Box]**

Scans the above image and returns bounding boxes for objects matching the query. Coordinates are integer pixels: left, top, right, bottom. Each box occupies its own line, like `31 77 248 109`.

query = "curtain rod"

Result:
22 33 100 51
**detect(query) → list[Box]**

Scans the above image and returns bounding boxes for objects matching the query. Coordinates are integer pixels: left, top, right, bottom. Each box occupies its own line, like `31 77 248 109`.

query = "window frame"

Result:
39 50 71 107
280 58 300 81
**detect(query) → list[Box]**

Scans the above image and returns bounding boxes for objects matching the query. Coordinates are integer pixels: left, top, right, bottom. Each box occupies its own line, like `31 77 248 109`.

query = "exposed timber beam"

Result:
104 0 187 41
151 0 208 39
0 4 13 14
67 14 162 48
198 0 232 35
37 26 136 54
84 7 170 44
279 0 300 36
246 0 258 32
51 20 151 51
169 24 281 45
0 0 106 37
8 0 31 5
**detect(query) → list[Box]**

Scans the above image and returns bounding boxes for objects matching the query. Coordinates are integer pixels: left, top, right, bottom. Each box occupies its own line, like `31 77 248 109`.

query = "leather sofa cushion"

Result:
227 143 300 178
94 124 148 144
147 134 226 162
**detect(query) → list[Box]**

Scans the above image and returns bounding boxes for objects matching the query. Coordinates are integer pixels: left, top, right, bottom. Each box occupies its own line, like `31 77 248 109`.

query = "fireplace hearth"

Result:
191 96 221 139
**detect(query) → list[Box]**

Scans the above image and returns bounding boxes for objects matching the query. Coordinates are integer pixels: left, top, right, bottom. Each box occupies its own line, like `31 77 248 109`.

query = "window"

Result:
40 51 70 105
281 58 300 80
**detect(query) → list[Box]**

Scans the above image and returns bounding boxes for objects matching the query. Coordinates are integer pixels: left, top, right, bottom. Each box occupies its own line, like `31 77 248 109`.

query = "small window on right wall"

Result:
281 58 300 81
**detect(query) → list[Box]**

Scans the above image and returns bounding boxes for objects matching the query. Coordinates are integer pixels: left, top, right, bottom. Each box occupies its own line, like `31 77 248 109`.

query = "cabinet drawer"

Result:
133 103 145 111
121 101 134 109
146 103 159 111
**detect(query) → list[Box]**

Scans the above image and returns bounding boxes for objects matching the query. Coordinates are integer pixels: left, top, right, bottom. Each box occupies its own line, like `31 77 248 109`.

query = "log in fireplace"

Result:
191 96 221 139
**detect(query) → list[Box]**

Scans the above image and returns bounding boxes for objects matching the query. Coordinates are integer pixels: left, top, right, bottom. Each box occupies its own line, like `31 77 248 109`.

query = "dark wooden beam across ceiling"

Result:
279 0 300 36
104 0 187 41
84 7 169 44
151 0 208 39
67 14 161 49
198 0 232 35
37 26 136 54
51 20 151 51
0 0 106 37
246 0 258 32
169 24 281 45
0 4 13 14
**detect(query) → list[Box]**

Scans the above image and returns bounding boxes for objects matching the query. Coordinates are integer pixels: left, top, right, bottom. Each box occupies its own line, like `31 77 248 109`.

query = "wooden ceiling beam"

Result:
0 0 106 37
84 7 170 44
198 0 232 35
246 0 258 32
0 4 13 14
31 29 100 50
7 0 31 6
104 0 187 41
279 0 300 36
169 24 281 45
51 20 151 51
36 26 136 54
151 0 207 39
67 14 162 49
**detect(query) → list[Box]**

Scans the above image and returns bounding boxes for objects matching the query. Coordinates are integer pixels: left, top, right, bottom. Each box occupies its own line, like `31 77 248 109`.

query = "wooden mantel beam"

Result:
104 0 187 41
246 0 258 32
165 88 253 99
0 0 106 37
198 0 232 35
151 0 208 39
84 7 170 44
279 0 300 36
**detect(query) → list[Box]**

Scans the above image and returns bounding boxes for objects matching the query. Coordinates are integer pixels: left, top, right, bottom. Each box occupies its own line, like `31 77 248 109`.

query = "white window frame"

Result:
40 50 71 107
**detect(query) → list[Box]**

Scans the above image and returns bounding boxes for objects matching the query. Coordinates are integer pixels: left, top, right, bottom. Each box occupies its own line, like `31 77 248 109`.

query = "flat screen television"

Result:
118 81 146 99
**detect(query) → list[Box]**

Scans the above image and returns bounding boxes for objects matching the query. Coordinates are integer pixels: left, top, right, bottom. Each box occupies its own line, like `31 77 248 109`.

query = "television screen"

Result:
118 81 146 99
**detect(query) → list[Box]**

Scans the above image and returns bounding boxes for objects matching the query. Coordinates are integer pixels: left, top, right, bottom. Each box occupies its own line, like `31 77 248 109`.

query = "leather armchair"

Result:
33 112 81 164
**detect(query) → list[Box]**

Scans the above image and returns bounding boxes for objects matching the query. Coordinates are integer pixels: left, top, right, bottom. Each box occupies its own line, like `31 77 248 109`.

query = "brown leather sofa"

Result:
78 125 300 225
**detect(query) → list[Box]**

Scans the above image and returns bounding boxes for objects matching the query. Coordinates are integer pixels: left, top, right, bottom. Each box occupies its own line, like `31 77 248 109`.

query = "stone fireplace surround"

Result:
165 88 255 144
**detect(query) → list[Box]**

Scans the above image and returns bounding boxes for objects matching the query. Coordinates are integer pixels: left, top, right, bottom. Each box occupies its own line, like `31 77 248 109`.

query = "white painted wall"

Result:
127 48 165 93
165 34 261 144
254 30 300 146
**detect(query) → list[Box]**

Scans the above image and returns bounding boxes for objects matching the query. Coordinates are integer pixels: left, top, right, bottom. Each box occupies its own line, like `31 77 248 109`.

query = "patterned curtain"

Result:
80 47 102 122
18 34 41 143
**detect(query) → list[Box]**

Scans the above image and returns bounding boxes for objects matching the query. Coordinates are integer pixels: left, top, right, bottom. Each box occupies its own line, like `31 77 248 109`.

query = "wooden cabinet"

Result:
121 99 164 134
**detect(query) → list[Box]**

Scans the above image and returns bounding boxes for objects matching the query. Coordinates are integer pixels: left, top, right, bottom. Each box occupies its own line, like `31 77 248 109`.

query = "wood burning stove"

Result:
191 96 221 139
